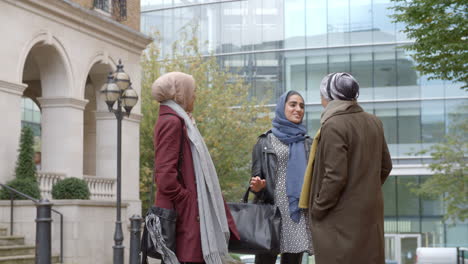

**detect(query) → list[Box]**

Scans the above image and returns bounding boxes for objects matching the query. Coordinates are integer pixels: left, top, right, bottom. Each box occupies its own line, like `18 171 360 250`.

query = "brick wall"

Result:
70 0 141 31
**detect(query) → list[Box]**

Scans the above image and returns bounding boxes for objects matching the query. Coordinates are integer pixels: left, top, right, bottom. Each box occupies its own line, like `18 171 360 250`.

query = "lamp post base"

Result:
113 220 124 264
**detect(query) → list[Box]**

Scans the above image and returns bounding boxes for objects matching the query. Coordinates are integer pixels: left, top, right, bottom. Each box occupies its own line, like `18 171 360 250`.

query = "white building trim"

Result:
0 80 28 96
38 97 89 111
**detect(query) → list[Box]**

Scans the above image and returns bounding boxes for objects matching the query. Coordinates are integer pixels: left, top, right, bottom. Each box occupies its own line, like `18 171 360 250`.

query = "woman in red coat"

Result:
151 72 239 264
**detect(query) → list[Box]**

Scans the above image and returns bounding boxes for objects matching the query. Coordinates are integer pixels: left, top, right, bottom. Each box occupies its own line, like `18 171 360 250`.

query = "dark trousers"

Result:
255 253 304 264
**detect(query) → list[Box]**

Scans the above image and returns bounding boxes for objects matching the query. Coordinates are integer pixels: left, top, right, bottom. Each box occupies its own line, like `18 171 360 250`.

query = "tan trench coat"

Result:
309 100 392 264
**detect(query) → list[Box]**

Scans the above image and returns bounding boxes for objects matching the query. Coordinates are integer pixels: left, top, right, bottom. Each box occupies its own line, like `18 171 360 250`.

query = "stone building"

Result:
0 0 151 263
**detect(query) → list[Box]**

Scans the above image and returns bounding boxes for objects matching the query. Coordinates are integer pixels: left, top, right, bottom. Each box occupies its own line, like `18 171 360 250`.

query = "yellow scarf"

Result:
299 128 321 209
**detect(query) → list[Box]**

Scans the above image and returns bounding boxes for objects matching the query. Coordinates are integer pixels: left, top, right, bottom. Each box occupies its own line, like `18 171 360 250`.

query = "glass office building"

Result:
141 0 467 262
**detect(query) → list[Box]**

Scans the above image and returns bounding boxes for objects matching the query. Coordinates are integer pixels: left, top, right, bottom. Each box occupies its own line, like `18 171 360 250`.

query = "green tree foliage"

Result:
391 0 468 88
52 177 90 200
412 104 467 221
15 126 37 180
140 27 271 212
0 126 41 200
0 178 41 200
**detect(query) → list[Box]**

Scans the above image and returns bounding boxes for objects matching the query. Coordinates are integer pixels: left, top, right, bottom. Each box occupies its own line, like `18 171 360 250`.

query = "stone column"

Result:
95 111 142 215
0 80 27 183
37 97 88 179
121 114 142 216
95 111 117 180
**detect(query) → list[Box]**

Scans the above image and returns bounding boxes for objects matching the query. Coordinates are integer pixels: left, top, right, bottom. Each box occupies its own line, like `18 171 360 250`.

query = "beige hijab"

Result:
151 72 196 112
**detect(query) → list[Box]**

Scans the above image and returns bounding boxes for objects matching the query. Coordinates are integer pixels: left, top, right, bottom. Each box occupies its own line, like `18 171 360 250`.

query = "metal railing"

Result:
0 183 63 263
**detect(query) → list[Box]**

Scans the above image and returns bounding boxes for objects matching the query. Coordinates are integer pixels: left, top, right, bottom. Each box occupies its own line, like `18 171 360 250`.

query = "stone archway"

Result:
83 62 113 177
19 36 87 187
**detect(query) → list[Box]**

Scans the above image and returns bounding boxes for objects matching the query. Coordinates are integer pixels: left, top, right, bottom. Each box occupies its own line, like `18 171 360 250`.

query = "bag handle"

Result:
241 187 251 203
150 113 185 204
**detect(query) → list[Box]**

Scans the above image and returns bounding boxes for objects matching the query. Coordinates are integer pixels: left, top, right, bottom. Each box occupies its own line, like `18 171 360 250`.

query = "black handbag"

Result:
141 114 184 264
228 188 281 255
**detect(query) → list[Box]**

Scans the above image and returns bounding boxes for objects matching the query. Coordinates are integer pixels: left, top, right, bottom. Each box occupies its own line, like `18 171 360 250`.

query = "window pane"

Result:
201 4 220 54
284 0 305 49
141 0 168 11
420 176 444 217
285 51 306 97
248 0 263 50
221 1 242 54
383 176 396 216
162 9 174 57
420 74 444 98
329 48 350 73
33 111 41 123
445 99 467 135
397 176 420 217
328 0 350 46
374 46 397 100
375 102 397 156
260 0 284 50
421 100 445 148
305 105 322 135
306 50 327 103
397 49 419 99
306 0 327 48
446 223 468 246
397 101 421 156
350 47 373 101
421 219 445 247
373 0 395 43
445 81 468 97
253 52 282 104
350 0 373 45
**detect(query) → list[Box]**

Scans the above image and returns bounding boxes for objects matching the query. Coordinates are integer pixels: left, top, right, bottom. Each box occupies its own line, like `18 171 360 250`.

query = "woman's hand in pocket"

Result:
250 176 266 192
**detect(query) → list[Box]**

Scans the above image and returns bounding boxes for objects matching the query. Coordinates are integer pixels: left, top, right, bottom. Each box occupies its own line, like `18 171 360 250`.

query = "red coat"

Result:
154 106 239 263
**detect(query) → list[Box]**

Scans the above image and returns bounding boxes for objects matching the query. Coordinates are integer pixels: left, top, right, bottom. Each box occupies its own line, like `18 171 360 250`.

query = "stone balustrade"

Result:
37 172 115 200
83 175 115 200
37 172 65 199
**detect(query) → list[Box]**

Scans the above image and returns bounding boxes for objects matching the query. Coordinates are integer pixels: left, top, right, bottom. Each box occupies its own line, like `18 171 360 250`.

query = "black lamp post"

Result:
100 59 138 264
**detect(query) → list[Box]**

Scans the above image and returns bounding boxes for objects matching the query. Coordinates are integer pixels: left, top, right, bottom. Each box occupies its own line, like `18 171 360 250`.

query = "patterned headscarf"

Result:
151 72 196 112
320 72 360 101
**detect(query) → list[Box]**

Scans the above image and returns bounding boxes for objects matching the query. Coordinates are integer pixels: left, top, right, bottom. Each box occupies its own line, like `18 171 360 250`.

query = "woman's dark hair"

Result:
285 90 304 103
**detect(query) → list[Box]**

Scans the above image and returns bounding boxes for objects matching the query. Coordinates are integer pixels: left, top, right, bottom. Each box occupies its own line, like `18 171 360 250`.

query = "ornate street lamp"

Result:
100 59 138 264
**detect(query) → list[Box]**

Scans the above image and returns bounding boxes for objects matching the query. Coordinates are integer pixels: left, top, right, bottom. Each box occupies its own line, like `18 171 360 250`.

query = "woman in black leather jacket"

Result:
250 91 313 264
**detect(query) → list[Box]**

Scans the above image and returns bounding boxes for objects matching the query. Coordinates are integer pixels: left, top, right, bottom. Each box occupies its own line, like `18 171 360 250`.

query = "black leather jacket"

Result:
251 130 312 204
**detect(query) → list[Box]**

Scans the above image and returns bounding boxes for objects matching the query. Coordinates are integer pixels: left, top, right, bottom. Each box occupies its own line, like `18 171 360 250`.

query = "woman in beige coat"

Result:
307 73 392 264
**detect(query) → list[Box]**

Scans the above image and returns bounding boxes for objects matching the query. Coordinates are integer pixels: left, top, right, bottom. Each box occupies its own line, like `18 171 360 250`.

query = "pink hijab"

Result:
151 72 196 112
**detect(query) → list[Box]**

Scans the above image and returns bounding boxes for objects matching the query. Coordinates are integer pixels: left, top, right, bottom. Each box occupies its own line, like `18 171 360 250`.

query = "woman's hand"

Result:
250 176 266 192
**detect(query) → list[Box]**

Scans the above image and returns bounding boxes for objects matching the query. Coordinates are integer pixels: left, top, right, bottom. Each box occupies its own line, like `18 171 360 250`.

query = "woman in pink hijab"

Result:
151 72 239 264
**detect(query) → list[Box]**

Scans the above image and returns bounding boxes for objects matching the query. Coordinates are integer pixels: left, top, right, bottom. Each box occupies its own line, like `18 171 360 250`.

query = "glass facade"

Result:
141 0 468 261
21 97 41 138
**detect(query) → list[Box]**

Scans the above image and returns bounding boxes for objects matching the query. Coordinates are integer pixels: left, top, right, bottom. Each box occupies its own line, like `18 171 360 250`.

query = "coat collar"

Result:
159 105 179 116
321 100 363 124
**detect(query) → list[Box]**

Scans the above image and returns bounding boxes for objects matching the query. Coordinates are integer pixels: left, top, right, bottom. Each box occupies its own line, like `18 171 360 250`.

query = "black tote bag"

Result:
228 188 281 255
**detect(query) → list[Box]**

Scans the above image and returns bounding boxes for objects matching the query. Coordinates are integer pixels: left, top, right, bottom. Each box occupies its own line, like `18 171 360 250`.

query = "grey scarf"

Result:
162 100 231 264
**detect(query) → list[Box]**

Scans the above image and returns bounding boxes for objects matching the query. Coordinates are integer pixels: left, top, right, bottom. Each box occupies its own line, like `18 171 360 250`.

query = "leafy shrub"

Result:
52 177 90 200
0 178 41 200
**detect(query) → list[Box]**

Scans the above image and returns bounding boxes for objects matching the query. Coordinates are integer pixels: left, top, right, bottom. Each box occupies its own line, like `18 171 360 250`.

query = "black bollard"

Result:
129 215 143 264
36 199 52 264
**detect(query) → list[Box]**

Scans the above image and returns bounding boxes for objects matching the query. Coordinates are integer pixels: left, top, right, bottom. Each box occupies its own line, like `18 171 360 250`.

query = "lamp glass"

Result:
122 88 138 107
101 82 120 102
114 71 130 90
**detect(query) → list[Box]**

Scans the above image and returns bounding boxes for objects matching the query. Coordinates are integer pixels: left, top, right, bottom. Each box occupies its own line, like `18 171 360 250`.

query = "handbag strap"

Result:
150 113 185 205
242 187 251 203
